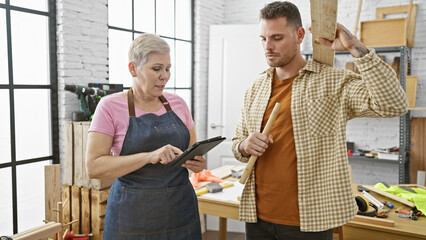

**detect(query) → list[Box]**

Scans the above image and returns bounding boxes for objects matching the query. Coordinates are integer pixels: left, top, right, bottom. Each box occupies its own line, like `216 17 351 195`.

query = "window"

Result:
108 0 194 112
0 0 58 235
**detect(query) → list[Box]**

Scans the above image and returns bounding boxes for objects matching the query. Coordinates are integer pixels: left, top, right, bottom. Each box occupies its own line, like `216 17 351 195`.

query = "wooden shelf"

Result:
348 155 399 163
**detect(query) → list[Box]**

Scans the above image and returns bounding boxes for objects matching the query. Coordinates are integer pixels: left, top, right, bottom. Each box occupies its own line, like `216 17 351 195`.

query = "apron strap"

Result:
127 88 172 117
159 95 172 112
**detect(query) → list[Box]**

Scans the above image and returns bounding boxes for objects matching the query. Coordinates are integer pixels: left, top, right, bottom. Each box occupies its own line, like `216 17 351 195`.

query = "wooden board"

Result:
91 188 110 240
310 0 337 66
81 188 91 234
44 164 61 222
63 122 74 185
406 76 418 108
362 185 415 208
376 4 418 48
411 118 426 184
352 215 394 227
360 18 406 48
62 185 71 231
74 123 84 187
71 186 81 233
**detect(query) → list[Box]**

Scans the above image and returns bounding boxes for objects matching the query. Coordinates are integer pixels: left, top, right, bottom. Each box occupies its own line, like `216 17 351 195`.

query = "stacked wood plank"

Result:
62 185 110 240
64 121 115 190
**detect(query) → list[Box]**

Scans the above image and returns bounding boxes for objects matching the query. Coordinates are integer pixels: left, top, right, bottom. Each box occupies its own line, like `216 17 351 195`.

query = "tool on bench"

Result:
64 231 93 240
239 102 282 184
195 182 234 196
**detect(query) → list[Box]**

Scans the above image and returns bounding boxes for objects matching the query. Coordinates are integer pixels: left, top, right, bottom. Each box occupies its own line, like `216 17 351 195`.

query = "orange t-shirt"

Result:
255 74 299 226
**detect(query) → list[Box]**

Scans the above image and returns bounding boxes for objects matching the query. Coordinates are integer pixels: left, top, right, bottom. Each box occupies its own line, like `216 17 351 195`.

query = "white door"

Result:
207 24 268 169
206 24 269 232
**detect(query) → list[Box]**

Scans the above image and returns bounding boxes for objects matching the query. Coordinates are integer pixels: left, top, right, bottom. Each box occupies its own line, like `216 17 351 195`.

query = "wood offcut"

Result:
310 0 338 67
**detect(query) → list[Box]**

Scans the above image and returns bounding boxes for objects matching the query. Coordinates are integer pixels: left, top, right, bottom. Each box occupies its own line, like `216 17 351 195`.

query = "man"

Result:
232 1 408 239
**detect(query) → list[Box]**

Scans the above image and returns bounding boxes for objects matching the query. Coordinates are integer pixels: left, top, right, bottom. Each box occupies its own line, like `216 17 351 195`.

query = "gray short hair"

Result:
128 33 170 68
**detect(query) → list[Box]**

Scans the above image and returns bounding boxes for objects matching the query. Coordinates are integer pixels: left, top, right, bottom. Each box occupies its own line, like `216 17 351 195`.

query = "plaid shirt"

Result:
232 49 408 232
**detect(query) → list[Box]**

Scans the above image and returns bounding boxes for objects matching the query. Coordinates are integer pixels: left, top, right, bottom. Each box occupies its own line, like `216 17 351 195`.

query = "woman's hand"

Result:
148 144 183 165
182 156 206 173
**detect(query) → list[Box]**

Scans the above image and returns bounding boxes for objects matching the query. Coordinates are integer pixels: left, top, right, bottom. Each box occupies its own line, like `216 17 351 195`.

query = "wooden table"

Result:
197 183 426 240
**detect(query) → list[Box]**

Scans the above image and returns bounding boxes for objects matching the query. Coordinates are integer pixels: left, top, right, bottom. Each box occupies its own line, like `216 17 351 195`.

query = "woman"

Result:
85 33 205 239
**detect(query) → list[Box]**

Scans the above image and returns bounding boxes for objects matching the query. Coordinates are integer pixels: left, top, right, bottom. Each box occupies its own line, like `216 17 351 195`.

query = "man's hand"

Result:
239 132 273 157
314 23 369 58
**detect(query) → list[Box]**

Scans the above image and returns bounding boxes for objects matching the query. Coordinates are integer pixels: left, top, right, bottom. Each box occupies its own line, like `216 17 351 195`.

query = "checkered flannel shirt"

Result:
232 49 408 232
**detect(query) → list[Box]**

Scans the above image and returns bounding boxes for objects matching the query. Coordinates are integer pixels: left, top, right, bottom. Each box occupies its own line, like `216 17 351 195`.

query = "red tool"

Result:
64 231 93 240
190 169 223 188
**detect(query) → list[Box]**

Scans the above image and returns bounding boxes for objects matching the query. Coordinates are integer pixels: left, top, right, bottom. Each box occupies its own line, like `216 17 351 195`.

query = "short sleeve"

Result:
88 97 115 136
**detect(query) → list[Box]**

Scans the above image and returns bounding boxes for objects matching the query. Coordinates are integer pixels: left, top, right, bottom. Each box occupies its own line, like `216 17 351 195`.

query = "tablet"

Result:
170 136 226 167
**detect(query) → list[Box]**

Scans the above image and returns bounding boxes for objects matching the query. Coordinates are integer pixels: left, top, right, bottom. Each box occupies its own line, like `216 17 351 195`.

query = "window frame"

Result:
107 0 195 114
0 0 58 234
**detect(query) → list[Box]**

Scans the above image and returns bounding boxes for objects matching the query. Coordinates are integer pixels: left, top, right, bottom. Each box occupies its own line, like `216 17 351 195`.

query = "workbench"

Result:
197 181 426 240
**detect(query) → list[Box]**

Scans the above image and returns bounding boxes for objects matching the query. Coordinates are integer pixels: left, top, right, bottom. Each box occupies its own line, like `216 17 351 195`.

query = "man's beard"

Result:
266 44 298 68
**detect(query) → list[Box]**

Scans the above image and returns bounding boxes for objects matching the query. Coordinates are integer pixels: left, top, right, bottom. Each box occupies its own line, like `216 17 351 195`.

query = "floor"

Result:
202 230 245 240
201 230 340 240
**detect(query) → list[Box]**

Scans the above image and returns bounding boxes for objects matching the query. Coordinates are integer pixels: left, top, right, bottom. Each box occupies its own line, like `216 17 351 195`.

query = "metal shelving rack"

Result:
303 46 412 183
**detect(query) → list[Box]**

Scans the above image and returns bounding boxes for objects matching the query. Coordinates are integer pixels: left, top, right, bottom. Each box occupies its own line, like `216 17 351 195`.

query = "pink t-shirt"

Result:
88 91 194 156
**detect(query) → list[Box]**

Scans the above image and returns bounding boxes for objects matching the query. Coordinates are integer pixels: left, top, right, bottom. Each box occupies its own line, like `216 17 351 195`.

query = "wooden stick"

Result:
352 215 395 227
239 103 282 184
353 0 363 36
405 0 413 45
12 223 62 240
362 185 415 208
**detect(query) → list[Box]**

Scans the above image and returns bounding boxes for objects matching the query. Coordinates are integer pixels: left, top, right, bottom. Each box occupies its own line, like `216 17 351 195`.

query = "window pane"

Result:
10 0 48 12
162 38 175 88
109 29 133 87
0 9 8 84
156 0 174 37
17 160 50 232
0 167 13 236
108 0 132 29
175 41 191 88
14 89 51 160
175 89 191 114
134 0 155 33
175 0 191 40
11 11 49 85
0 90 11 164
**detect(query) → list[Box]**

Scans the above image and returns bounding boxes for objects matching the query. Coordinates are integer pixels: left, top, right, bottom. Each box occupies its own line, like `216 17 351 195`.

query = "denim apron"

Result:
103 89 201 240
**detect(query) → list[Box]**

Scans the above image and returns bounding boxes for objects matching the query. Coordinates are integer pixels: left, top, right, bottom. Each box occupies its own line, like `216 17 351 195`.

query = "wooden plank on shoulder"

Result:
310 0 338 66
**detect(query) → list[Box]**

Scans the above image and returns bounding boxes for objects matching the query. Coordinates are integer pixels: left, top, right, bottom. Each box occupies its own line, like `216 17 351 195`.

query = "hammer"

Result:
239 102 282 184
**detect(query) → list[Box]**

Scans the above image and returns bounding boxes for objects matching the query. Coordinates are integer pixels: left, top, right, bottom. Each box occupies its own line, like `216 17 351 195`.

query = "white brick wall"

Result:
56 0 109 167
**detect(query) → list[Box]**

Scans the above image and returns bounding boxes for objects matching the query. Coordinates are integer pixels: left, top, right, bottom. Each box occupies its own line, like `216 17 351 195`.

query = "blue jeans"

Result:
245 218 333 240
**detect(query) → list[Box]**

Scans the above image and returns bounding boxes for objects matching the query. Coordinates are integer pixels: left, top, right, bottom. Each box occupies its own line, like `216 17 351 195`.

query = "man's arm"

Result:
317 23 408 119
